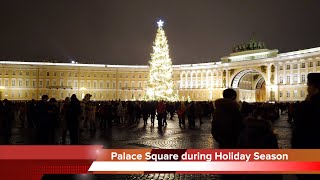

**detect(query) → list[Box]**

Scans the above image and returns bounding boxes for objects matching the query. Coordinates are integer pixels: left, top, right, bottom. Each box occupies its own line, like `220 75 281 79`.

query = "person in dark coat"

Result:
1 99 13 144
237 116 282 180
212 88 243 149
292 73 320 180
141 102 149 126
211 89 243 180
149 102 156 126
38 95 49 144
67 94 81 144
47 98 59 144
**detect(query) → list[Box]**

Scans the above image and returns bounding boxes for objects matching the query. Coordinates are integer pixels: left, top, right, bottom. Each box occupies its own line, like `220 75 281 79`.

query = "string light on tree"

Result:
145 20 178 101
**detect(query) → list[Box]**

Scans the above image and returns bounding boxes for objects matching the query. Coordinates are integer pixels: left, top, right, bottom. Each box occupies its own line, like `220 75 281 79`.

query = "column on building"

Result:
226 69 230 88
180 73 183 88
200 71 203 88
205 71 209 88
190 72 193 88
267 63 271 85
283 63 287 84
313 58 316 72
274 63 279 101
195 71 198 88
306 59 309 75
297 62 301 83
185 72 188 88
290 62 293 85
215 71 218 88
220 71 223 87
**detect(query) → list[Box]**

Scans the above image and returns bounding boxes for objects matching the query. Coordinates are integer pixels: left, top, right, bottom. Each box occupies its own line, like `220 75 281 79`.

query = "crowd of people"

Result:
211 73 320 180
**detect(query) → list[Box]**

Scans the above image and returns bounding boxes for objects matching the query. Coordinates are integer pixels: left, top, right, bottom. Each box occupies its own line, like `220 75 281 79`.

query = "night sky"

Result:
1 0 320 65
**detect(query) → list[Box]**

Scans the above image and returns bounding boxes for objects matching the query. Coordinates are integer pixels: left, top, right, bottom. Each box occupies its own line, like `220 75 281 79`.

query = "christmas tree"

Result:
145 20 178 101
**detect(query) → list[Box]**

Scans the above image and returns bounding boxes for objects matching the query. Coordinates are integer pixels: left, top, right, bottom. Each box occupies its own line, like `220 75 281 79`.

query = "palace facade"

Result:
1 45 320 102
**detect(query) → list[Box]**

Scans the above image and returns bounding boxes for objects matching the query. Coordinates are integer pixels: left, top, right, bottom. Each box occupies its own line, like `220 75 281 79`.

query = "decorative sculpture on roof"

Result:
232 35 267 53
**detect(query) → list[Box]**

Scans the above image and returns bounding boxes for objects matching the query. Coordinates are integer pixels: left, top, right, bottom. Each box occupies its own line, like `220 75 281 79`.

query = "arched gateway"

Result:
230 69 267 102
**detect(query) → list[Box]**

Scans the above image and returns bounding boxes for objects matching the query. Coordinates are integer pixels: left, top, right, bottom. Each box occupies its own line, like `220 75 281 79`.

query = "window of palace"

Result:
293 64 298 69
61 93 64 99
39 80 43 87
61 72 64 77
293 74 298 83
11 92 14 98
139 75 141 78
301 74 306 83
40 72 43 76
74 82 78 87
94 82 97 88
132 82 135 87
294 90 298 98
301 90 305 97
139 82 142 88
100 82 103 88
60 80 64 86
119 82 122 88
132 75 135 78
286 75 290 84
125 74 128 78
119 74 122 78
88 73 90 77
94 74 96 77
54 72 56 76
87 82 91 88
12 71 16 75
12 80 15 87
318 61 320 66
47 72 50 76
286 91 290 98
68 81 71 87
75 73 77 77
69 72 72 77
19 92 22 98
26 72 29 76
25 92 28 98
81 82 84 87
93 93 96 98
301 63 306 68
0 71 2 76
279 77 283 84
53 80 56 86
144 74 147 78
33 72 36 76
309 62 313 67
107 82 110 88
18 80 22 87
113 74 116 78
286 65 290 70
26 80 30 87
279 91 283 97
107 74 109 78
5 71 8 75
19 71 22 76
113 82 116 89
32 81 36 87
100 74 103 78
